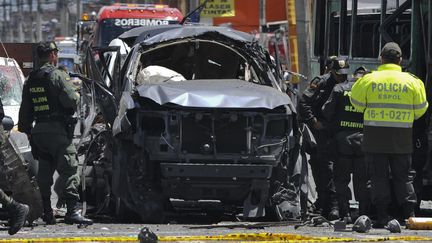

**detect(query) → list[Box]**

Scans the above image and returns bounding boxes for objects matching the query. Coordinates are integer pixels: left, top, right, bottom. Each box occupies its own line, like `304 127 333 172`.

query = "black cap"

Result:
327 56 349 75
381 42 402 59
37 41 59 57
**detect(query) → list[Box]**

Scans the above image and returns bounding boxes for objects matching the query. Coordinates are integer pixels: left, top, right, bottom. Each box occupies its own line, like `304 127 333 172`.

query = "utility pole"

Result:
295 0 312 89
17 0 25 42
259 0 266 45
2 0 6 41
8 0 12 42
27 0 34 42
36 0 42 42
60 1 69 36
77 0 82 24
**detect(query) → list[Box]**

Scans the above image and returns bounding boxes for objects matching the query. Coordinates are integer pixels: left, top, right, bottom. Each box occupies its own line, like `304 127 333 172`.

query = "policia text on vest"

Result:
350 64 427 129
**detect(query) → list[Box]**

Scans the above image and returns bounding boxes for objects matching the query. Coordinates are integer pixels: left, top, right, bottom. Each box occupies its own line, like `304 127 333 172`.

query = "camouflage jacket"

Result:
18 63 79 135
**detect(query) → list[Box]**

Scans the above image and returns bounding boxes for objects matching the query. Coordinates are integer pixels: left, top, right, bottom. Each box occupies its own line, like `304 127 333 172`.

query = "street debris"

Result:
138 227 158 243
352 215 372 233
187 220 302 229
294 216 333 229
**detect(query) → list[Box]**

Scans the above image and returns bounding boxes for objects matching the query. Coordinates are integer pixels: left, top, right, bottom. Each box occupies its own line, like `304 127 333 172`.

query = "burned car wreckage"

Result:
80 26 306 223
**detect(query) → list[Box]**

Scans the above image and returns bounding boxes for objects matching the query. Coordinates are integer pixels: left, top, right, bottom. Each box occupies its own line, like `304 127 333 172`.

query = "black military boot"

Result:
42 199 56 225
327 207 340 221
373 206 390 229
338 200 351 223
403 203 415 219
64 201 93 225
8 200 29 235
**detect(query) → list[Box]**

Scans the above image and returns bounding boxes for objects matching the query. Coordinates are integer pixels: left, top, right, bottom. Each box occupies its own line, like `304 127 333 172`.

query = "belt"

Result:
35 115 65 123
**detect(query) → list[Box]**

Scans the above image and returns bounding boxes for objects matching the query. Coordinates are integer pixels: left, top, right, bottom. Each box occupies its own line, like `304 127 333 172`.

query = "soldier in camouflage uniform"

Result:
0 99 30 235
18 42 92 225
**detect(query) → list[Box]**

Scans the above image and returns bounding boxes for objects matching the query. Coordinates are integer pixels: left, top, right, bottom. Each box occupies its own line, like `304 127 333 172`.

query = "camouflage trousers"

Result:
0 188 12 206
31 133 80 202
0 126 12 206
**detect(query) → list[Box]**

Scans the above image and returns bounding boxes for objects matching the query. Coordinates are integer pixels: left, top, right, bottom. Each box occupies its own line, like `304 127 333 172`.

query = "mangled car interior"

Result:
80 26 304 223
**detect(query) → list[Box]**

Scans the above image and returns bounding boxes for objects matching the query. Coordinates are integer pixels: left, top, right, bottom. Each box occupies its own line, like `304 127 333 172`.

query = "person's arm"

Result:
350 76 368 112
51 70 79 113
413 78 428 120
18 81 34 135
322 86 340 123
298 77 322 128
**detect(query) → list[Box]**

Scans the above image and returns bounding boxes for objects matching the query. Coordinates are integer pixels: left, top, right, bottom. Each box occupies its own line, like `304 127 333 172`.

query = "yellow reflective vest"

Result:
350 64 428 128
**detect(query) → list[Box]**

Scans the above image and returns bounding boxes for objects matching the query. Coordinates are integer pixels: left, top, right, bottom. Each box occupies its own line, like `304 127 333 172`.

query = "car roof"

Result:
119 25 255 47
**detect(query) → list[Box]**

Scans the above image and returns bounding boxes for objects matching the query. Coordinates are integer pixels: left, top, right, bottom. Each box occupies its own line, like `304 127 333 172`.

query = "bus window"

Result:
319 0 411 59
351 12 381 58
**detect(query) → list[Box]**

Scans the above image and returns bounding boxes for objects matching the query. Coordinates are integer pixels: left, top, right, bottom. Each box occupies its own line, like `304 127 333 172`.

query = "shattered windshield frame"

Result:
0 65 23 106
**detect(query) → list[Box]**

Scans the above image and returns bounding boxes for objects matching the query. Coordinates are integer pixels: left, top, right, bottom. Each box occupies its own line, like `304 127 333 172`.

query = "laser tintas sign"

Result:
200 0 235 17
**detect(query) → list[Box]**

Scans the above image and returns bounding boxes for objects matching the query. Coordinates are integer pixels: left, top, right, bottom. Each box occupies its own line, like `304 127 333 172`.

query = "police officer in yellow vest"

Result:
350 42 428 228
18 42 92 225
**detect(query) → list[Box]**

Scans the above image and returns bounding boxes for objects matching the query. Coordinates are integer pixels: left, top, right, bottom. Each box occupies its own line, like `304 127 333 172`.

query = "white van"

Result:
0 57 34 166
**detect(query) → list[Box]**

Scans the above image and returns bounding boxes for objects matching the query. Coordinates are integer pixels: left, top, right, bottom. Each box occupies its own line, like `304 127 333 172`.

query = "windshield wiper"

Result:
180 0 210 25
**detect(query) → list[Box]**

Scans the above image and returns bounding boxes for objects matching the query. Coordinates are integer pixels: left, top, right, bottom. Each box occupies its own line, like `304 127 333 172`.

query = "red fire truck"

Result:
80 3 183 48
95 3 183 47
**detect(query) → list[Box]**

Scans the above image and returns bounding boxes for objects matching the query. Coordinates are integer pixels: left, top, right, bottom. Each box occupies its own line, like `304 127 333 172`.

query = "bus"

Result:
306 0 432 200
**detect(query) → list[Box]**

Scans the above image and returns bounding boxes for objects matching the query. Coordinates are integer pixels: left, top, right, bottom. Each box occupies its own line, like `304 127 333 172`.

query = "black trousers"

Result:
365 153 417 218
334 154 370 216
309 131 337 214
412 133 427 211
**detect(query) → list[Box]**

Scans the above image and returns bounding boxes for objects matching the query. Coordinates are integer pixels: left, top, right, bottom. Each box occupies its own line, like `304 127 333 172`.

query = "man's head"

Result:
380 42 402 64
348 66 368 82
37 41 59 65
327 56 349 83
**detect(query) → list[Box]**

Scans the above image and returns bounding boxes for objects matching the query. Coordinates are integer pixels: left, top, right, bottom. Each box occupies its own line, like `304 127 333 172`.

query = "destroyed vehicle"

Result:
82 26 302 223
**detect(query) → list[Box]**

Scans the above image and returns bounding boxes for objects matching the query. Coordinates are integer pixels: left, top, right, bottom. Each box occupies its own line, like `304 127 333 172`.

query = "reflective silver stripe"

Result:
350 98 366 107
413 101 428 110
364 120 413 128
367 103 413 109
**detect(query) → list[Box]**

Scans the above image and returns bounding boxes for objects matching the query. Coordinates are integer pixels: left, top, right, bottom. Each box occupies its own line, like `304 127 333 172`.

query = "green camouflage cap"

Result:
381 42 402 59
37 41 59 56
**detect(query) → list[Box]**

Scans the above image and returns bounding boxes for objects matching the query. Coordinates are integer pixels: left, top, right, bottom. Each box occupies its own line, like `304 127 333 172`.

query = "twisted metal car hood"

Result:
136 79 292 110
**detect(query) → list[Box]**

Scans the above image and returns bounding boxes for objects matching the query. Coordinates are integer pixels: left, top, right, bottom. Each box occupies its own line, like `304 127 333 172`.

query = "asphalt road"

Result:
1 202 432 242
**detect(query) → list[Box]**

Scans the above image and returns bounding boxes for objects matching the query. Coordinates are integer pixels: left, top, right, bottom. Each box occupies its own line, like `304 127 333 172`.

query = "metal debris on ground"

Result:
333 220 347 232
187 220 302 229
352 215 371 233
77 223 89 229
294 216 334 229
138 227 158 243
385 219 401 233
